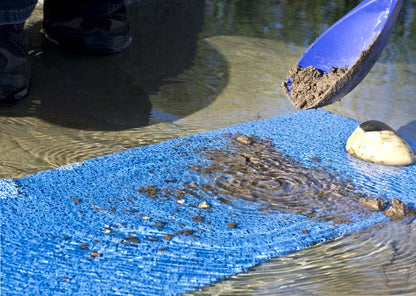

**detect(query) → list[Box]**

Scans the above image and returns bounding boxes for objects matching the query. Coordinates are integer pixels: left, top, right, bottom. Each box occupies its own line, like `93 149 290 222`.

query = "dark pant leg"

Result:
44 0 125 21
0 0 37 24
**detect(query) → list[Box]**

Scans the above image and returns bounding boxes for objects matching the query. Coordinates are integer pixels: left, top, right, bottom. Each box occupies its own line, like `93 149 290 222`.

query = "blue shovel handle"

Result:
285 0 405 108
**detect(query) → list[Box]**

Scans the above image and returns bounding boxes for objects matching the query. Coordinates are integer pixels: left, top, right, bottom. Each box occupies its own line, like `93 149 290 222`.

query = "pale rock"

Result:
346 120 415 166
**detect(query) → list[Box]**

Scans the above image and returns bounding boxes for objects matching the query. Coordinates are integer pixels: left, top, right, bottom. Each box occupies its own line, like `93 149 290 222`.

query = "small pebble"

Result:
198 201 210 209
236 136 252 145
358 197 385 212
192 216 204 223
72 198 80 204
89 251 101 258
310 156 321 163
183 229 194 235
153 221 166 228
124 236 139 243
227 222 238 228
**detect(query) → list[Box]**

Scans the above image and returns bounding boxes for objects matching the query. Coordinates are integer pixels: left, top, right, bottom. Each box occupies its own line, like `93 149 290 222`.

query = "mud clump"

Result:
384 198 416 221
359 197 386 212
357 197 414 221
282 65 347 109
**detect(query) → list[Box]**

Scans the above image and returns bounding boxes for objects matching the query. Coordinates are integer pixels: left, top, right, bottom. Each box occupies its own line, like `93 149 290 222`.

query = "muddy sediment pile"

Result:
138 134 414 223
191 134 414 222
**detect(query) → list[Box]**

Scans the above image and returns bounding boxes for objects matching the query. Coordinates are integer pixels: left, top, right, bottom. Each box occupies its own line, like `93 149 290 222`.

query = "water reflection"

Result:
0 0 219 177
1 0 208 130
203 0 360 45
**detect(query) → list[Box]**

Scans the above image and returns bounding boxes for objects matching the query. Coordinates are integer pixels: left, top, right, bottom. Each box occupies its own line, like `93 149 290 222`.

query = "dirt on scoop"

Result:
282 41 375 109
282 65 348 109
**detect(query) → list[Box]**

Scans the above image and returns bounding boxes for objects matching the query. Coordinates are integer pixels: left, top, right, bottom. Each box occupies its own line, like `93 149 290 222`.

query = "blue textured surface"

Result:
1 109 415 295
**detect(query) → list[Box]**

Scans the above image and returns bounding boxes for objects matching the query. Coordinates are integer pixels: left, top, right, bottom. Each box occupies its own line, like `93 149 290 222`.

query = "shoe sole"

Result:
0 63 31 106
0 85 29 106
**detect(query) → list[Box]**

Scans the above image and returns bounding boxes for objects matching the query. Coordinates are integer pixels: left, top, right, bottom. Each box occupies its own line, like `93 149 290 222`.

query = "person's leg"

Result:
0 0 36 105
0 0 37 25
43 0 132 54
44 0 124 20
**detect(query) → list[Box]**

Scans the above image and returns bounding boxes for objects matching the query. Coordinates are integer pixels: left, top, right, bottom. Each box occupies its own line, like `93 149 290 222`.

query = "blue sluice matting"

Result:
1 109 415 295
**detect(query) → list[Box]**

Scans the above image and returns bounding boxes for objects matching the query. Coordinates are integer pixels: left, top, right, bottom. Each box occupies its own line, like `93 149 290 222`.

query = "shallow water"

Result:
1 0 416 294
189 220 416 296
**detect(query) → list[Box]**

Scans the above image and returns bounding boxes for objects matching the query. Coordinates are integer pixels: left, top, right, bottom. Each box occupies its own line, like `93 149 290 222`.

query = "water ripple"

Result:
195 134 377 223
190 220 416 295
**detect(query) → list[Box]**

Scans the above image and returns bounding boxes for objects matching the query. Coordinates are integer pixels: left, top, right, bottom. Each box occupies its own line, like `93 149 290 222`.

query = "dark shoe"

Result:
43 5 132 55
0 23 31 105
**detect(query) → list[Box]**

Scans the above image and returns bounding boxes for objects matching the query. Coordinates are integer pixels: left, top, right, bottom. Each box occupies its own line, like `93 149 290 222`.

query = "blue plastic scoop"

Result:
283 0 405 109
